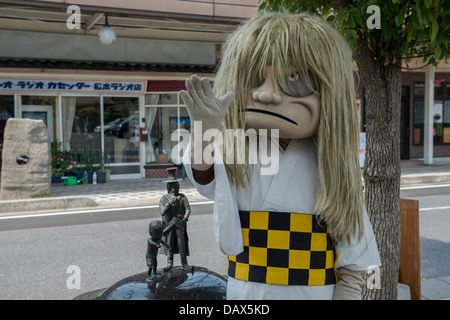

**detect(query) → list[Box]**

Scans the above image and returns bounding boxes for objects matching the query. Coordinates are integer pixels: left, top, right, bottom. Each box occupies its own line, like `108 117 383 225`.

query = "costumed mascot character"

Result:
180 12 380 300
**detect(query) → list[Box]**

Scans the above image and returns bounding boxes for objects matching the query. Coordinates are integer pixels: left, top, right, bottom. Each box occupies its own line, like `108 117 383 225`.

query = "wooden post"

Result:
399 198 421 300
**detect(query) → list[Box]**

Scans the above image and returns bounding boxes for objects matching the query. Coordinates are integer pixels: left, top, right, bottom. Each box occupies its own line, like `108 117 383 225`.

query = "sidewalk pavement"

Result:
4 157 449 215
401 157 450 300
400 157 450 185
1 157 450 300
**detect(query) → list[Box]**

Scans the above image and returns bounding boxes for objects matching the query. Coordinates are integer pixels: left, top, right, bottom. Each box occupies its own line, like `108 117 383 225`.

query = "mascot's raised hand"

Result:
180 75 234 170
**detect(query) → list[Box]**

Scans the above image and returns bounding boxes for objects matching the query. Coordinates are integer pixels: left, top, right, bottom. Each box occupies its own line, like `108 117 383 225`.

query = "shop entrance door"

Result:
22 105 54 142
102 96 141 179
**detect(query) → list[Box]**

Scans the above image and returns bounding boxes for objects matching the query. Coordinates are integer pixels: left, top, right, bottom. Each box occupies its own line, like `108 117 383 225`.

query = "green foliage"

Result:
16 154 29 165
104 106 116 123
51 140 73 176
258 0 449 66
77 147 110 172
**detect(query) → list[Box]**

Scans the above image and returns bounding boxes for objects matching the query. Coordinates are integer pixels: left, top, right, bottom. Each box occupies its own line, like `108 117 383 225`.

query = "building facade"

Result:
0 1 448 181
401 63 450 159
0 0 258 179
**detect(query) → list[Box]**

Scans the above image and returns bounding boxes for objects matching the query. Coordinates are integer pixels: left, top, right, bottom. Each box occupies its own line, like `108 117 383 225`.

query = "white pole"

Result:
100 95 104 153
58 94 63 150
424 63 434 165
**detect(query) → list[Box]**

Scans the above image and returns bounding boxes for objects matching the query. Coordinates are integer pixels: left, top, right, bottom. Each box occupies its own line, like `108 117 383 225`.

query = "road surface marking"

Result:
0 201 214 220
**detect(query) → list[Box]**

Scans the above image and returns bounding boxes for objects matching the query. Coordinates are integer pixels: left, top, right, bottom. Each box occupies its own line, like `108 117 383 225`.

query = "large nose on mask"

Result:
252 77 282 105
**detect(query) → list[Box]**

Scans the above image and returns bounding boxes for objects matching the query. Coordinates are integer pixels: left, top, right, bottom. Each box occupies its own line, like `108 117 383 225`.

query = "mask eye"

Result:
282 73 316 97
254 76 265 88
288 73 300 82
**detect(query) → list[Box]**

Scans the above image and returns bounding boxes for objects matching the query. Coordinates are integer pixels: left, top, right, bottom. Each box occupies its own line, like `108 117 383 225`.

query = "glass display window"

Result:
103 96 140 164
413 82 450 145
0 95 14 147
61 96 101 168
59 95 141 177
144 92 189 164
21 95 56 142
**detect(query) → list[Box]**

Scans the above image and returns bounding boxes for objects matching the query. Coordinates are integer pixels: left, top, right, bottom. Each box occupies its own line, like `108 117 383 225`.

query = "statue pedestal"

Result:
75 266 227 300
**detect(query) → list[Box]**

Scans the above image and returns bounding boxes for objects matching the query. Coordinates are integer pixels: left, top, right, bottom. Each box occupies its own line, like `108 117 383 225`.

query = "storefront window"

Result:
21 95 56 142
413 82 450 145
144 93 189 163
413 100 424 145
414 83 424 96
0 95 14 147
444 100 450 144
62 96 101 166
103 96 140 164
61 96 140 174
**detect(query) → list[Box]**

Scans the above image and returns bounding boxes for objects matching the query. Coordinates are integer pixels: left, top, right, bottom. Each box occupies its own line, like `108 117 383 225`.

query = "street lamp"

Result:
98 14 116 45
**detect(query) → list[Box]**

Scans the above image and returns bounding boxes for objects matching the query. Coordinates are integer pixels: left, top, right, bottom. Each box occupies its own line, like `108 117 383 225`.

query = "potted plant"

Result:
96 151 107 184
72 160 84 181
104 152 112 182
81 148 95 183
51 140 72 184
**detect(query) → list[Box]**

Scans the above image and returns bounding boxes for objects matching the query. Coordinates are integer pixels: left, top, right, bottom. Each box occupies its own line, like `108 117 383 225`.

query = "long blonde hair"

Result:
213 12 363 243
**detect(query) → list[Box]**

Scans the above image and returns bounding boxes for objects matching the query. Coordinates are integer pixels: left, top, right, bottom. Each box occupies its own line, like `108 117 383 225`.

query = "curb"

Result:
94 194 209 208
0 194 211 215
0 196 97 214
401 172 450 185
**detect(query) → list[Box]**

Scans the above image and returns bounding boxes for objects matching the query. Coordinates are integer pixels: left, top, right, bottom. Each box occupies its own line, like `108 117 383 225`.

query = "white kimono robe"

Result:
183 136 380 300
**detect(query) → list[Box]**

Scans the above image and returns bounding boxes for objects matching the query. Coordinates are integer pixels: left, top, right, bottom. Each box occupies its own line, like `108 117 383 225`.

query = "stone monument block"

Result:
1 118 51 200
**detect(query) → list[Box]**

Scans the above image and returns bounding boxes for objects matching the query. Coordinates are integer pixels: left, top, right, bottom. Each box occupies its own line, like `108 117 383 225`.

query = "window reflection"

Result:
413 82 450 145
103 97 140 163
144 92 189 164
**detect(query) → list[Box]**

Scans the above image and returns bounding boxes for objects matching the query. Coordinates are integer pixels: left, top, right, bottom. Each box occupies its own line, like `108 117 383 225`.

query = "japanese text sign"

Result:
0 78 146 94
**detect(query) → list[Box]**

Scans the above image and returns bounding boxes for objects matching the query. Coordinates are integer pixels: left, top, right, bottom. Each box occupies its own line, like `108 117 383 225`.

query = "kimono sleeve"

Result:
182 140 215 200
182 141 244 256
334 207 381 271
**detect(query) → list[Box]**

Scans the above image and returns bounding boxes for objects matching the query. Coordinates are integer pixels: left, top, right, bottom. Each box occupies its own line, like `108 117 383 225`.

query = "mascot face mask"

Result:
246 66 320 139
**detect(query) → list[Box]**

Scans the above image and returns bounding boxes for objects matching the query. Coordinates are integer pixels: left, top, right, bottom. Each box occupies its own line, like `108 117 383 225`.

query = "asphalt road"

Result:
0 201 226 300
0 201 215 232
0 184 448 300
401 184 450 279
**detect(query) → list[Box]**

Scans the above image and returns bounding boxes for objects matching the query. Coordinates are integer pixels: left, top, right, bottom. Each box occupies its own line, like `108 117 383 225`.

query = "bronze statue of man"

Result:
159 167 192 271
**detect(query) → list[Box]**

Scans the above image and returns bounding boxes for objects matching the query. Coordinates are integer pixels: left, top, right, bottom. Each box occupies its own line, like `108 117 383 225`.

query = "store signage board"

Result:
0 78 147 94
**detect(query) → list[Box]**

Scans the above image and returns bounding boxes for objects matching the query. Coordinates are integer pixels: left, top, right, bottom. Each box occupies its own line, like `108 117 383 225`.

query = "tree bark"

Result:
355 41 403 300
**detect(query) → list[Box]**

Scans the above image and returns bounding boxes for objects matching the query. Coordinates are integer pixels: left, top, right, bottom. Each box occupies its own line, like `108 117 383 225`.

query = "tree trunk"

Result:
334 0 402 298
355 44 403 300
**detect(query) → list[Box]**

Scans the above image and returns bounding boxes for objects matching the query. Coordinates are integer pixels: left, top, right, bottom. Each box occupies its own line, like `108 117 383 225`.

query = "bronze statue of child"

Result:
146 220 171 280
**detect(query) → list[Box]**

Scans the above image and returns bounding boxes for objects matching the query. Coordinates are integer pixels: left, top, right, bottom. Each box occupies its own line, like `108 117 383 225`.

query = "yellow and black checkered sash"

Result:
228 211 338 286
